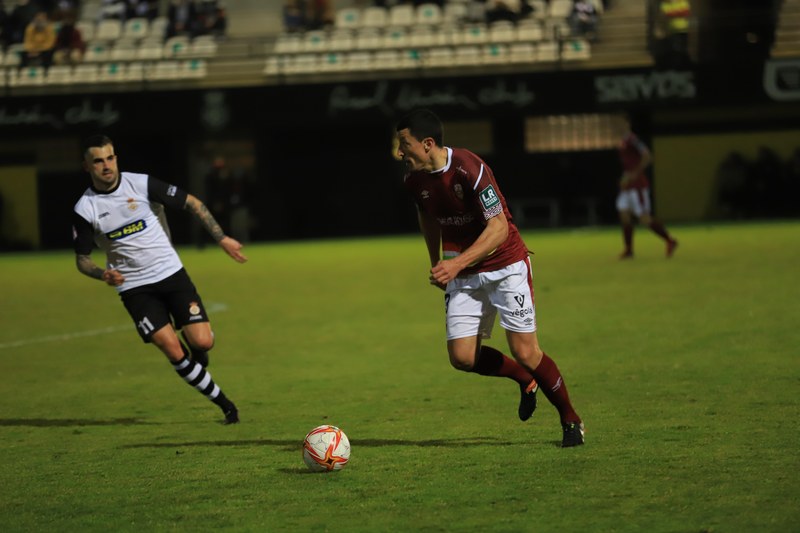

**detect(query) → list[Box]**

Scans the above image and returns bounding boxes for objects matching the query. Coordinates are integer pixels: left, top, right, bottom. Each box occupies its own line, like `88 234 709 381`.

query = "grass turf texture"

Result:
0 221 798 532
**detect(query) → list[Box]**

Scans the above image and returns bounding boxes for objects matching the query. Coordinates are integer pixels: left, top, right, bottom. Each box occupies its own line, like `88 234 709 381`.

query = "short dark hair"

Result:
81 134 113 158
396 109 443 146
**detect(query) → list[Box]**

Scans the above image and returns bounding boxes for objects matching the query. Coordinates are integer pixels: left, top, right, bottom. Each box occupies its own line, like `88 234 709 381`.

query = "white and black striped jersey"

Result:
73 172 188 293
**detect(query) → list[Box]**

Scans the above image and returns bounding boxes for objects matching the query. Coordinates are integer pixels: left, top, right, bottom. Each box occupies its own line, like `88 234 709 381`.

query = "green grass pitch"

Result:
0 221 798 531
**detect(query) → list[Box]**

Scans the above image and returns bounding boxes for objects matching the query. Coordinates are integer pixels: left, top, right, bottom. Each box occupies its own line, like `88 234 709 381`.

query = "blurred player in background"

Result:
72 134 247 424
616 116 678 259
396 109 584 447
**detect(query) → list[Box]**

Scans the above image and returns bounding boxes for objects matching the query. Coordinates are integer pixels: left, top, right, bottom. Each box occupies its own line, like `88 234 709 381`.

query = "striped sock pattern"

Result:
173 357 220 401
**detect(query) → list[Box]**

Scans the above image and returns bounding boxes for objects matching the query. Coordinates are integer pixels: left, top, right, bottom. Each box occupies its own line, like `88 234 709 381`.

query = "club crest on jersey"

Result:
421 190 430 199
126 198 138 211
479 185 500 210
454 183 464 200
106 219 146 240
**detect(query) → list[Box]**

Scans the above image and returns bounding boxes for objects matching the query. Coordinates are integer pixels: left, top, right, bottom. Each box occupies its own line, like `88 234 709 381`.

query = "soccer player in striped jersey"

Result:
616 117 678 259
72 135 247 424
396 109 584 447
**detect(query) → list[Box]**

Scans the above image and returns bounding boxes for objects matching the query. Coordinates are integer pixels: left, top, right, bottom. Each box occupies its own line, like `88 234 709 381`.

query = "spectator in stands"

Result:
128 0 160 21
50 0 80 22
20 10 56 69
98 0 129 21
653 0 690 68
53 12 85 65
194 0 227 38
0 1 10 49
569 0 598 42
167 0 197 38
485 0 523 24
7 0 41 44
282 0 307 33
306 0 334 30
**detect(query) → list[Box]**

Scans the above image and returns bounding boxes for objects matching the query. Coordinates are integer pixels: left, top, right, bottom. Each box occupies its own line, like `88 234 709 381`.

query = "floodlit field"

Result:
1 222 798 532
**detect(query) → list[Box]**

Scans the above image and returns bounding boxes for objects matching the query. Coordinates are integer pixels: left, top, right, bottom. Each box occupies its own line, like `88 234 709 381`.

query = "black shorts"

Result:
120 268 209 343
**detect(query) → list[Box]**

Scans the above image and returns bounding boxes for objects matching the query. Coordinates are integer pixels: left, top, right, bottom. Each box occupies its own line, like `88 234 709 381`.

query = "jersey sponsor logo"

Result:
421 190 430 200
454 183 464 200
436 214 475 226
106 219 147 240
99 212 110 219
514 294 525 307
126 198 138 211
479 185 499 211
189 302 201 315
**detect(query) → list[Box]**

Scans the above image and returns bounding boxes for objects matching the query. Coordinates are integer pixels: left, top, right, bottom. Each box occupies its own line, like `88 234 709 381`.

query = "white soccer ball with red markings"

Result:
303 425 351 472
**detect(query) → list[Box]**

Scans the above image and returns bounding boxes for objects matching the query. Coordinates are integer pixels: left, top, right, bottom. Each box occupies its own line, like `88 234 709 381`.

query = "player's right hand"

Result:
102 269 125 287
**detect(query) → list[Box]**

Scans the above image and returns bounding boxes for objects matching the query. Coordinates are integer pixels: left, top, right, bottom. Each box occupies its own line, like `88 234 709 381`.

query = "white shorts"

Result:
616 188 652 217
445 258 537 341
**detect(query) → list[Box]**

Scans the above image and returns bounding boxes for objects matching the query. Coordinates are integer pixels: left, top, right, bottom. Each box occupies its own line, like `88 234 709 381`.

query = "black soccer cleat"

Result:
518 379 539 421
223 407 239 425
561 421 585 447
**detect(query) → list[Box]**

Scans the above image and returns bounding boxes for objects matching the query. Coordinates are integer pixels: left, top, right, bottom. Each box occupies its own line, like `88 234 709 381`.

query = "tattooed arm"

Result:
76 254 125 286
184 194 248 263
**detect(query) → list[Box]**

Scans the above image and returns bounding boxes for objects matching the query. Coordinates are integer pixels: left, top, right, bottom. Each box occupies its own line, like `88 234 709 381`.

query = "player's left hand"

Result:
219 236 248 263
430 259 461 286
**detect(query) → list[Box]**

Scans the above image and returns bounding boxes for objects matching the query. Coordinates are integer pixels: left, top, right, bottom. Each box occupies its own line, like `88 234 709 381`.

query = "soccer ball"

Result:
303 425 351 472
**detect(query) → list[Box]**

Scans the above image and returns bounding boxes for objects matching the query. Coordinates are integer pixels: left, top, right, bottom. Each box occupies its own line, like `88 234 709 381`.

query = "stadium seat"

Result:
76 19 96 41
361 7 388 28
110 39 138 61
335 7 361 29
388 4 414 26
98 62 125 82
3 43 24 67
263 56 280 76
382 27 409 49
318 52 347 73
164 36 191 58
424 47 454 68
45 65 73 84
183 59 207 78
409 26 437 48
517 20 544 42
302 30 328 53
528 0 548 20
148 60 181 80
489 21 516 44
374 49 412 69
508 42 537 63
96 19 122 41
72 63 100 83
355 28 382 50
10 66 46 86
537 41 559 61
454 45 482 66
483 43 509 64
84 41 112 62
346 51 373 71
148 17 169 40
274 33 302 54
123 18 149 40
561 39 591 60
123 62 145 81
548 0 573 18
415 3 443 26
442 2 468 24
283 54 318 75
190 35 219 57
328 30 355 52
456 24 488 45
136 40 164 60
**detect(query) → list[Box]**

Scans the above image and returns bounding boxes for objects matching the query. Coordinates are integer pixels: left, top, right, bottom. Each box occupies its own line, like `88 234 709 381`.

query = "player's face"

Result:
83 144 119 190
396 128 431 172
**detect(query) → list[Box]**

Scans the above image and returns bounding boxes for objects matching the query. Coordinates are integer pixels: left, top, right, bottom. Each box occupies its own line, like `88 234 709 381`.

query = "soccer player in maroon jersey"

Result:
616 117 678 259
396 109 584 447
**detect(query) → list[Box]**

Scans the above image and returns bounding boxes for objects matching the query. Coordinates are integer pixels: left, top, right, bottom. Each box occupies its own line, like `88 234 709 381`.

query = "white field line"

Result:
0 303 228 350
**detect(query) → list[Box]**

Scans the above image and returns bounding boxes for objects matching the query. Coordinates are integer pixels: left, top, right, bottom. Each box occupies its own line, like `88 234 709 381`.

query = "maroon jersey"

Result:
618 132 650 191
404 147 529 275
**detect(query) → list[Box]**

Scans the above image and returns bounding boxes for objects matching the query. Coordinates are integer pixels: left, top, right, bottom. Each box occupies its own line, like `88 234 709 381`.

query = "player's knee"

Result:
448 351 475 372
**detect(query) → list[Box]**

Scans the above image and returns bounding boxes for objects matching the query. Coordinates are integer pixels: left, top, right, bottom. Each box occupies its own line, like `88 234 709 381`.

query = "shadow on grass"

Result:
121 436 515 450
0 417 153 427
